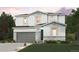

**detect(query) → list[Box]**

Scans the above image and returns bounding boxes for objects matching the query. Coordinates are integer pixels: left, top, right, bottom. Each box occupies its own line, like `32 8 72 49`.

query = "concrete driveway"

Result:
0 43 32 52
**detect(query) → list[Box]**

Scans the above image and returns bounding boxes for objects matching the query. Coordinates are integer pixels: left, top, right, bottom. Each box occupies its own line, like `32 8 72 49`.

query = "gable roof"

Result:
30 11 47 14
40 22 66 27
15 14 28 17
15 11 46 17
15 11 65 17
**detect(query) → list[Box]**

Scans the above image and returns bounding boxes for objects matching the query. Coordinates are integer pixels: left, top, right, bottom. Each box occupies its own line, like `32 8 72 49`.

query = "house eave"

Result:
15 11 66 17
12 26 36 29
41 22 66 27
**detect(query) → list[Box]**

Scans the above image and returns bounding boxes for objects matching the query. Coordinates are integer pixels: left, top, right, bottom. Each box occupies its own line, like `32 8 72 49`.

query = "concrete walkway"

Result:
0 43 32 52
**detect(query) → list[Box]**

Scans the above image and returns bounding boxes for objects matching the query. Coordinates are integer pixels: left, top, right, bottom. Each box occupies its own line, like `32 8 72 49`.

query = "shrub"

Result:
55 40 61 44
66 33 75 44
45 40 69 44
67 33 75 40
45 40 61 44
45 40 57 44
61 41 69 44
0 38 15 43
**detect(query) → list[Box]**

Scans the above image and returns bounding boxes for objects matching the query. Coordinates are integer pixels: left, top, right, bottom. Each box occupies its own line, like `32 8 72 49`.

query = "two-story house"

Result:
13 11 66 43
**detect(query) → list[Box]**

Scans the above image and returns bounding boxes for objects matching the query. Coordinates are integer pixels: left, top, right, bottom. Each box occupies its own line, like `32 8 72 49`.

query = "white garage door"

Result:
17 32 35 43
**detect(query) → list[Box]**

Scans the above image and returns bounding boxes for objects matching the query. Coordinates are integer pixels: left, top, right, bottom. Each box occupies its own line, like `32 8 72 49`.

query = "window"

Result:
24 19 27 24
52 28 57 36
48 16 53 23
23 17 27 24
36 15 41 24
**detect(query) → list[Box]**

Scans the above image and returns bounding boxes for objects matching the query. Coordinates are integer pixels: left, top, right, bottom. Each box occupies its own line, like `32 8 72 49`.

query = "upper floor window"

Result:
36 15 41 24
57 15 65 24
48 16 53 21
23 17 27 24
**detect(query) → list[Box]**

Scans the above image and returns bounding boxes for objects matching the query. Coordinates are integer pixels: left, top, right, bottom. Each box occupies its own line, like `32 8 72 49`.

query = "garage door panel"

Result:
17 32 35 43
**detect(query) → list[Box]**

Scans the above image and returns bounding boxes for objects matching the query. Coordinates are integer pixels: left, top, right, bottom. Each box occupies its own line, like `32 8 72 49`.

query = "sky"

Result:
0 7 62 16
0 7 74 17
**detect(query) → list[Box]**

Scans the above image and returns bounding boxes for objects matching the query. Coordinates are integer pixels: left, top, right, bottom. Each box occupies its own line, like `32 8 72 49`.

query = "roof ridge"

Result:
15 10 65 17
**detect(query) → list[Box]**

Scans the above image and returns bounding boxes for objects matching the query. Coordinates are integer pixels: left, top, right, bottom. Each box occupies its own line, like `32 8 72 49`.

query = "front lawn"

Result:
18 43 79 52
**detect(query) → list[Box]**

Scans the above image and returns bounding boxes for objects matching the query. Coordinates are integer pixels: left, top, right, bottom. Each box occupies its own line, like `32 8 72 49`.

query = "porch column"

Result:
13 32 17 41
35 30 41 43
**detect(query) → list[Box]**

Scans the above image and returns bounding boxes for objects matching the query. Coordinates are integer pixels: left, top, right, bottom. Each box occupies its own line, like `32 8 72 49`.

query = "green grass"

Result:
18 43 79 52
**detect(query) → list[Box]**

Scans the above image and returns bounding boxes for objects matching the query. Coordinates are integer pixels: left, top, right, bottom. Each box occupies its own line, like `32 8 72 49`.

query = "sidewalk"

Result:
0 43 32 52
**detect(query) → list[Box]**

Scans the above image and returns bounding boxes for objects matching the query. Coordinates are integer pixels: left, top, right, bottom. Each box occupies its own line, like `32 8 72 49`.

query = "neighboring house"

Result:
13 11 66 43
